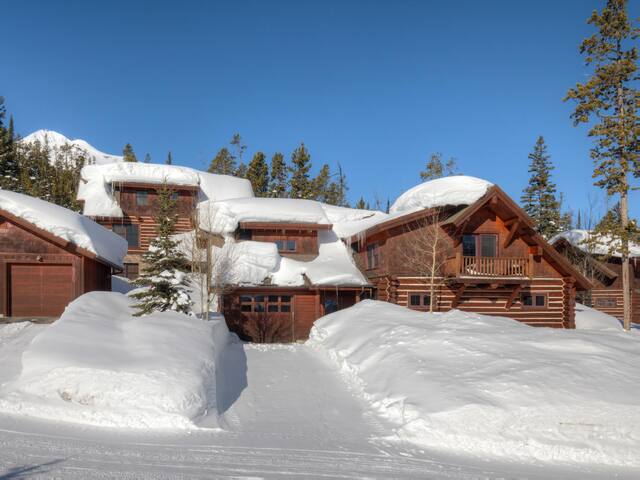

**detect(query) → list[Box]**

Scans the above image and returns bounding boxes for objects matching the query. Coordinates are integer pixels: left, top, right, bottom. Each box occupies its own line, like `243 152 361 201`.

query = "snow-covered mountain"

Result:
21 130 122 165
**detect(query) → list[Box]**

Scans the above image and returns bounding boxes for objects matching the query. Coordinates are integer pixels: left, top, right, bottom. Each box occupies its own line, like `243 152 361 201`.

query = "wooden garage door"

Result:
9 264 74 317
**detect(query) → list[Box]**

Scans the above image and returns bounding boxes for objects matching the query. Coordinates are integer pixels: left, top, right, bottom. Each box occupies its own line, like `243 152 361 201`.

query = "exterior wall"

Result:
223 288 360 342
0 215 111 317
358 204 577 328
238 229 320 257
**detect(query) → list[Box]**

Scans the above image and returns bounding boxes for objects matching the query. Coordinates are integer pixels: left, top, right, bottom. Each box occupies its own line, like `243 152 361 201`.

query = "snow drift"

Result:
0 188 127 267
308 301 640 466
0 292 229 429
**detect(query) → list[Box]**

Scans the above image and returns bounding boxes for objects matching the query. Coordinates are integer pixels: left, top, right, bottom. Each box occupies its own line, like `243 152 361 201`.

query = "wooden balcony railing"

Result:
454 254 531 277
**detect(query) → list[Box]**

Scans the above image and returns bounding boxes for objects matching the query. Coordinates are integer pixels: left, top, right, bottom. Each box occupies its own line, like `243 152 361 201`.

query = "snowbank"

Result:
22 129 123 165
78 163 253 217
390 175 493 215
321 204 389 238
575 303 623 330
308 301 640 466
0 189 127 267
551 229 640 258
0 292 229 429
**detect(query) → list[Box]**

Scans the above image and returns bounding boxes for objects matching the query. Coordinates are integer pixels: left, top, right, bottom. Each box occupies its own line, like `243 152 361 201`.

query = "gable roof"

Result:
0 189 127 269
551 236 619 281
351 184 592 291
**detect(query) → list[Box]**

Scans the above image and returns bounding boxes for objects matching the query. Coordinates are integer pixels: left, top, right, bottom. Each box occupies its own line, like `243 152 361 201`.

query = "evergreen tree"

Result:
419 152 458 181
268 152 288 197
576 210 583 229
355 196 367 209
123 143 137 162
520 136 561 238
208 147 236 175
327 163 349 206
0 97 20 191
289 143 313 199
234 162 247 178
246 151 269 196
596 202 622 230
131 182 192 316
565 0 639 330
144 153 152 163
165 151 172 165
313 164 331 202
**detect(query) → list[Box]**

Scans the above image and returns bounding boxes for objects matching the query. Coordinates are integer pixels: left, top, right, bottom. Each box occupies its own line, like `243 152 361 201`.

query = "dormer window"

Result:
136 191 148 206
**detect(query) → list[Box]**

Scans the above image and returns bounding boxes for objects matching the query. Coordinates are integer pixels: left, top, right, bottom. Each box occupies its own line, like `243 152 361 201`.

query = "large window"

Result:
113 223 139 248
136 191 148 206
409 294 431 308
595 297 617 308
521 293 546 308
366 242 380 269
462 234 497 257
240 295 291 313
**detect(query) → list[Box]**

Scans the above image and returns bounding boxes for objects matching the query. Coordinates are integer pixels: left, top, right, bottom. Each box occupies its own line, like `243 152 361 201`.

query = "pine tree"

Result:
234 162 247 178
165 151 172 165
208 147 236 175
0 97 20 191
289 143 313 199
268 152 288 197
355 196 367 209
246 151 269 196
520 136 561 238
596 202 622 230
565 0 639 330
419 152 458 181
144 153 152 163
576 210 583 229
123 143 137 162
313 164 331 202
131 182 192 316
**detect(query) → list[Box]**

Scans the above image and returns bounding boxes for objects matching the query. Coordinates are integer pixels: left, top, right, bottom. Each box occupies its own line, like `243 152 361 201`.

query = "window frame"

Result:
521 292 547 309
409 293 431 308
366 242 380 269
112 223 140 248
595 297 617 308
462 234 498 258
240 294 292 313
135 190 149 207
275 239 297 252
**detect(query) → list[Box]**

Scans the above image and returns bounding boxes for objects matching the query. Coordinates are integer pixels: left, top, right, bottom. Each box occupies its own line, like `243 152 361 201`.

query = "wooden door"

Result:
9 264 74 317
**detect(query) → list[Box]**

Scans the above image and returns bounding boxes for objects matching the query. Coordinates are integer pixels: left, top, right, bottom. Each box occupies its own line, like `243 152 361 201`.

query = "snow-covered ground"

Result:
0 292 229 429
0 330 634 479
309 300 640 468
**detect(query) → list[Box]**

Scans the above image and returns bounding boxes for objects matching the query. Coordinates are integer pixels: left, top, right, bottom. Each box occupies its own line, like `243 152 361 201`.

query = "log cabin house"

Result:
551 230 640 324
0 189 127 319
194 198 375 341
347 177 592 328
77 163 253 280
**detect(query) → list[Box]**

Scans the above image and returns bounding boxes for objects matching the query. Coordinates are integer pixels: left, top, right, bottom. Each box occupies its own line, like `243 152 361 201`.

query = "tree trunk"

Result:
620 190 632 331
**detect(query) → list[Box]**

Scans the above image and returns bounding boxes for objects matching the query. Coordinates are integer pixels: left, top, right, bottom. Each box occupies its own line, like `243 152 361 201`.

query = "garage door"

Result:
9 264 74 317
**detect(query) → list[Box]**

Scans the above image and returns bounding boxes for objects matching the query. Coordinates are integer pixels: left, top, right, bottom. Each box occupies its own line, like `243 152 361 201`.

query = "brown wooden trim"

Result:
113 182 199 191
238 222 333 231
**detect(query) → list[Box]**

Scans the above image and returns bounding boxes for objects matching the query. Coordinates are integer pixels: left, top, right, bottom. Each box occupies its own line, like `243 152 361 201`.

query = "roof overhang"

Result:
238 222 333 231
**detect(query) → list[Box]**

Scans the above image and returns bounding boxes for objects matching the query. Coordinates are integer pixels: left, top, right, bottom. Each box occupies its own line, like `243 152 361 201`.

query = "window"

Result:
595 297 617 308
275 239 297 252
123 263 139 280
240 295 291 313
462 235 476 256
409 294 431 307
462 234 497 257
238 229 252 241
136 191 148 206
522 293 546 308
366 243 380 269
480 235 497 257
113 223 139 248
170 191 179 201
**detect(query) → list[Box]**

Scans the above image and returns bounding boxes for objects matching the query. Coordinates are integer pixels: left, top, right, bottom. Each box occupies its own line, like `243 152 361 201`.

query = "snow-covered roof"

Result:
551 229 640 258
390 176 494 215
77 163 254 217
0 189 127 268
197 197 387 239
174 229 369 288
22 130 123 165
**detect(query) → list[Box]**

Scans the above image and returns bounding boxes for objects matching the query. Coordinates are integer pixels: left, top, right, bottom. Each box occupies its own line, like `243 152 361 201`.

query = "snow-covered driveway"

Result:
0 326 637 479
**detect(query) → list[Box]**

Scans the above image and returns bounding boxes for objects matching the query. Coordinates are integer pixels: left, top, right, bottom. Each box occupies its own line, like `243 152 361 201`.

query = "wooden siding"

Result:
113 185 197 218
239 229 320 257
101 215 193 254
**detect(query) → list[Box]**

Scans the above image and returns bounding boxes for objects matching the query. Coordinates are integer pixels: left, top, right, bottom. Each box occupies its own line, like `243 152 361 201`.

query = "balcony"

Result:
449 254 531 278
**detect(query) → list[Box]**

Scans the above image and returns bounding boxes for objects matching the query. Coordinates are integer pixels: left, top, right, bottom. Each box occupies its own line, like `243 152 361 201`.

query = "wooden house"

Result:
551 231 640 324
77 163 253 280
347 177 591 328
195 198 374 342
0 190 127 319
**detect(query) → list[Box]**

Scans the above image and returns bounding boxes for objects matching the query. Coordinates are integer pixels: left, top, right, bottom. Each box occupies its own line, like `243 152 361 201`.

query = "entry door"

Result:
9 264 74 317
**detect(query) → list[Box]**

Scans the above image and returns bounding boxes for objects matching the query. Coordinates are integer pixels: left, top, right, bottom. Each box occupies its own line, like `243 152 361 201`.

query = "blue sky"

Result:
2 0 638 220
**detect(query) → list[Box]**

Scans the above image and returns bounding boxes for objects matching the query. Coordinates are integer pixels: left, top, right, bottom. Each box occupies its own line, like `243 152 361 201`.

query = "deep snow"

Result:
551 228 640 258
308 300 640 467
0 188 127 267
21 129 123 165
0 292 229 429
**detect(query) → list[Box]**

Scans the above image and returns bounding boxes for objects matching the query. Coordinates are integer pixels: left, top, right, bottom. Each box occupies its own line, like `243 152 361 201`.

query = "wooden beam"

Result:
505 284 522 310
451 284 466 308
503 219 520 249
